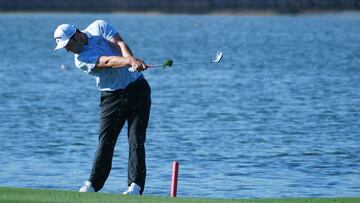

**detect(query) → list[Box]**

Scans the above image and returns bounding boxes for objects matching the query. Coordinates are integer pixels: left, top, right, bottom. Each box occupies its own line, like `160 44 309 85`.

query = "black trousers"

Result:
89 77 151 194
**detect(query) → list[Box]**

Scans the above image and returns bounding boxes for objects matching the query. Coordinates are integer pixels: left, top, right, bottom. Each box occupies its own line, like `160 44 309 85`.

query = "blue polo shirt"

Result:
74 20 142 91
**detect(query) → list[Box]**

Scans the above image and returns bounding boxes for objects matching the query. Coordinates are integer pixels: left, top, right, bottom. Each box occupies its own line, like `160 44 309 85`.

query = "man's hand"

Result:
130 57 147 72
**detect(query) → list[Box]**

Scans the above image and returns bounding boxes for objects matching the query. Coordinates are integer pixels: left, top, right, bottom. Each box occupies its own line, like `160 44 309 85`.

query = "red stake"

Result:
170 161 179 197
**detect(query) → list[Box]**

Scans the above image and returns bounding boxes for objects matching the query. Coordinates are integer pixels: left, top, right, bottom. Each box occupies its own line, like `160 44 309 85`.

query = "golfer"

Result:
53 20 151 195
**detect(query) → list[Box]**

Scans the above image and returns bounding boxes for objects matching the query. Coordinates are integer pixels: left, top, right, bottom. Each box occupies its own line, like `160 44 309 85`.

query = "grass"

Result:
0 187 359 203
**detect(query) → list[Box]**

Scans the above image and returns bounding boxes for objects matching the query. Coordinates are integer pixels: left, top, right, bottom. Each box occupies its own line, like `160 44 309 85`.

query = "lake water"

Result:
0 12 359 199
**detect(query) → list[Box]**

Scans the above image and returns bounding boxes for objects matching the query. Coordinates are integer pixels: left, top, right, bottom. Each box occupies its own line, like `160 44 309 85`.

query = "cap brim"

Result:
54 39 70 51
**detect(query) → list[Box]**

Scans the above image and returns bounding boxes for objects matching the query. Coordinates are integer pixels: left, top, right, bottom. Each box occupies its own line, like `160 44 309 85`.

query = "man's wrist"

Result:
128 56 135 67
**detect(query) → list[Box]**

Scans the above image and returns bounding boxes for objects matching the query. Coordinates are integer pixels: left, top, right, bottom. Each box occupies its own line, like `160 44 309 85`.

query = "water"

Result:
0 12 360 198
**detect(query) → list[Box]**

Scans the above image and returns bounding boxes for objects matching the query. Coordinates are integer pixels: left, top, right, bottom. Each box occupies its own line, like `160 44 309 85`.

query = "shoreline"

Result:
0 9 360 16
0 0 360 15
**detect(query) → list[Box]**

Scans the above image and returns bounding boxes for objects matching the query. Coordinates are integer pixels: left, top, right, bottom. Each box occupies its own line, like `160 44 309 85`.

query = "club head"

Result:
212 51 223 63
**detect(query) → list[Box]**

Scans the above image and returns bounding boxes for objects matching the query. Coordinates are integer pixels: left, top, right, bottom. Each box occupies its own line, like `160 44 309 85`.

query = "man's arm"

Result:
96 55 145 70
108 33 133 58
97 33 145 71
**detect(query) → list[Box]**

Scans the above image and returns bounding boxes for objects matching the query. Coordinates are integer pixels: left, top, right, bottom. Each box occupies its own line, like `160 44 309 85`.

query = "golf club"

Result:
128 51 223 72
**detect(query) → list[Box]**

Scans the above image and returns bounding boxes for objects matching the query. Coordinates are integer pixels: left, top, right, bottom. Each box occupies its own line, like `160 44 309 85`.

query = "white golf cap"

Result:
54 24 77 51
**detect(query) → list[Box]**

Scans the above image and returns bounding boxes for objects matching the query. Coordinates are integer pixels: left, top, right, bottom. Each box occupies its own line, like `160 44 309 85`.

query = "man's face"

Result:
64 34 82 54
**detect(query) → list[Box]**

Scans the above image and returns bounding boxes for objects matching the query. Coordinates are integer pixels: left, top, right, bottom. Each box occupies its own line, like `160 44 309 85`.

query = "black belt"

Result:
101 76 144 95
125 76 144 90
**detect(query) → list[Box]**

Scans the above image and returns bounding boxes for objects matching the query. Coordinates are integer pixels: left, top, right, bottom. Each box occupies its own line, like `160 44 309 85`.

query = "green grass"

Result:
0 187 358 203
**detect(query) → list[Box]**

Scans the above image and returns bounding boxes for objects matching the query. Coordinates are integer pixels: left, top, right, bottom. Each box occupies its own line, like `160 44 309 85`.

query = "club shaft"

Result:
146 51 222 68
147 60 213 68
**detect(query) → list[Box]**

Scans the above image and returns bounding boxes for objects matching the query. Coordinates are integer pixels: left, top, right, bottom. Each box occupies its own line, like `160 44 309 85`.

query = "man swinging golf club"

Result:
53 20 151 195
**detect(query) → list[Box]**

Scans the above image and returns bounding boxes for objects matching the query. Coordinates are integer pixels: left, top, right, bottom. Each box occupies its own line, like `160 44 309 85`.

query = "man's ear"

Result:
73 30 82 42
72 33 78 42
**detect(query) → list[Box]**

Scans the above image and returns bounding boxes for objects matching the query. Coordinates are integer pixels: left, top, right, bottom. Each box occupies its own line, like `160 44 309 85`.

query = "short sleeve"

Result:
74 53 100 75
89 20 118 41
